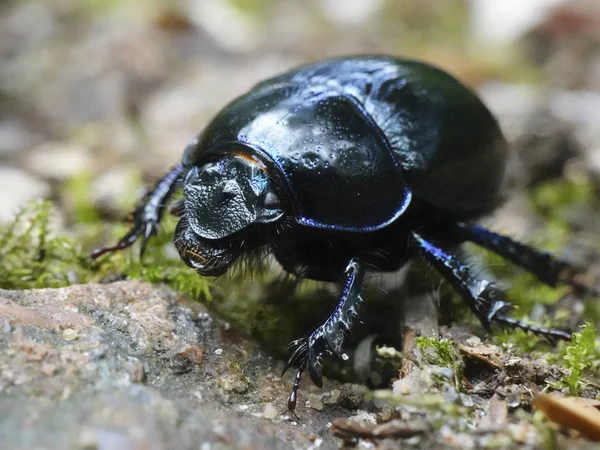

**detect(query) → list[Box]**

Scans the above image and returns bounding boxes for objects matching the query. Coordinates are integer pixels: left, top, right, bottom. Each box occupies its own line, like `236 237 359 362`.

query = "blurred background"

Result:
2 2 600 446
1 0 600 229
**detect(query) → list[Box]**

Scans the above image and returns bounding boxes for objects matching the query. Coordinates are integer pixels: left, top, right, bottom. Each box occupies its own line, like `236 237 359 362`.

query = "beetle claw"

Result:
282 338 308 377
91 206 160 260
283 332 329 389
91 165 183 260
306 352 323 388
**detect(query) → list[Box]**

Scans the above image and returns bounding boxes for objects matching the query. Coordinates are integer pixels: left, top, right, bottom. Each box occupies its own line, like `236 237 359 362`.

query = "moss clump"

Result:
416 336 459 367
0 201 90 289
552 323 599 396
415 337 467 392
493 328 543 354
0 200 210 302
530 177 595 221
63 173 101 225
88 214 212 301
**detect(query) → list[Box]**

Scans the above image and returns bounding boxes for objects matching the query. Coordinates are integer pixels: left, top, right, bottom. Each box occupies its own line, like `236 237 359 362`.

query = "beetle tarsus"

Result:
492 314 572 342
91 165 184 259
286 367 304 420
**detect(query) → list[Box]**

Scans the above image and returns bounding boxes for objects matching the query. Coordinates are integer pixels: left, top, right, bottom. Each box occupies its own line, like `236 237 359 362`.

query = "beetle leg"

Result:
91 164 185 259
453 222 596 296
282 258 366 416
410 231 572 341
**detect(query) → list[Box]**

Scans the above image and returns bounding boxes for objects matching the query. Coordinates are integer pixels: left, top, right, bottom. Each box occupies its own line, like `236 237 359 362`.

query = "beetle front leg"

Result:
282 258 366 416
410 231 571 341
91 164 185 259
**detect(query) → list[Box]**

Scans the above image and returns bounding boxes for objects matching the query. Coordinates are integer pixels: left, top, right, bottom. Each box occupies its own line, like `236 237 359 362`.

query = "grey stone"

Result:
24 142 92 181
0 167 51 224
0 281 343 450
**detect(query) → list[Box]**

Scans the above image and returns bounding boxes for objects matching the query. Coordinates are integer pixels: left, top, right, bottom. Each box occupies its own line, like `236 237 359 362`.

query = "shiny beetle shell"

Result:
184 56 507 232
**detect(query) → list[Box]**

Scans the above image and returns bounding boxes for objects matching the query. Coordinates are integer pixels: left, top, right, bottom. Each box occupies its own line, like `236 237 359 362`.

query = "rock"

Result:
306 394 324 411
0 120 39 158
337 383 368 410
23 142 92 181
262 402 278 419
90 165 138 214
0 167 51 224
0 281 342 449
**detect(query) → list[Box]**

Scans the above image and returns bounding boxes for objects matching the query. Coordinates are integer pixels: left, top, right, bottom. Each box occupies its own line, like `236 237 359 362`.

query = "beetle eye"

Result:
263 191 280 209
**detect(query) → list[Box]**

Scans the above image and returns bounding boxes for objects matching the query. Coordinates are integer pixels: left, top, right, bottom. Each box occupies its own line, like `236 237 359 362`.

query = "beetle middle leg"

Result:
410 231 572 341
91 164 185 259
282 258 366 416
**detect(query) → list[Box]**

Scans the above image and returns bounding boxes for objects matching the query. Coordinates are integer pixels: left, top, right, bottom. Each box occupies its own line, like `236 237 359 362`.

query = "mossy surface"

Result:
551 323 600 396
0 201 90 290
0 200 210 302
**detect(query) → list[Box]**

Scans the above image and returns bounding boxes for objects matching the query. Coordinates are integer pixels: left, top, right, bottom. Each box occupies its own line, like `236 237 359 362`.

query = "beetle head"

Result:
183 154 283 240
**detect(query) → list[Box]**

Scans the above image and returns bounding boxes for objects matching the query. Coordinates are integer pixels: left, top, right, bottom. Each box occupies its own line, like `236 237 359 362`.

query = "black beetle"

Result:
93 55 588 417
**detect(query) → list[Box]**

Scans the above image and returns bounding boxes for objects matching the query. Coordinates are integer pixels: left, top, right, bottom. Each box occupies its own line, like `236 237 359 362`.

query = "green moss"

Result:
0 200 211 302
226 0 272 16
552 323 599 396
530 177 594 219
92 215 211 301
0 201 90 289
493 328 544 354
63 172 101 225
416 336 458 367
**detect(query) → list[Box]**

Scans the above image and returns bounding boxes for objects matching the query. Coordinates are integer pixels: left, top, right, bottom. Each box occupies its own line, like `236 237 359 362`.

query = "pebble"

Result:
306 394 323 411
0 120 38 156
465 336 481 346
0 167 50 224
90 165 138 213
23 142 92 180
262 402 278 419
62 328 78 341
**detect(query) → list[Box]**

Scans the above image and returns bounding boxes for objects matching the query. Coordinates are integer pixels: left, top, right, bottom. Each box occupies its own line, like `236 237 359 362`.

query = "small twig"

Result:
330 418 427 442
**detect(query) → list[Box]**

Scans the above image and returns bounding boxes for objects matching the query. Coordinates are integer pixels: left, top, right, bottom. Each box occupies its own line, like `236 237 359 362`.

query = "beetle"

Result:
93 55 589 417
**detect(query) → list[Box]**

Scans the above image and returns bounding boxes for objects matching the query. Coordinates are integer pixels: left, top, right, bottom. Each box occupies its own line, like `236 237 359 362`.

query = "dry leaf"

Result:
330 418 426 441
532 393 600 441
459 343 503 369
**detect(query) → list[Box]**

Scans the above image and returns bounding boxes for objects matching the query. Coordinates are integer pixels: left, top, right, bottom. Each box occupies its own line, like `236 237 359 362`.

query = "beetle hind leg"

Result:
453 222 597 296
91 164 184 259
410 231 572 341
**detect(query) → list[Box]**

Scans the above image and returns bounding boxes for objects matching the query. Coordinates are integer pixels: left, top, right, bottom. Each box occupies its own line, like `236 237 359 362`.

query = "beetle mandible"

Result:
93 55 588 417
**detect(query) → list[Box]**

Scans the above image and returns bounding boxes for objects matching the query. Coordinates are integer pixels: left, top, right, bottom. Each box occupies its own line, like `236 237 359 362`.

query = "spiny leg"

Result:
282 258 366 417
453 222 594 295
91 164 185 259
410 231 571 341
286 368 303 421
